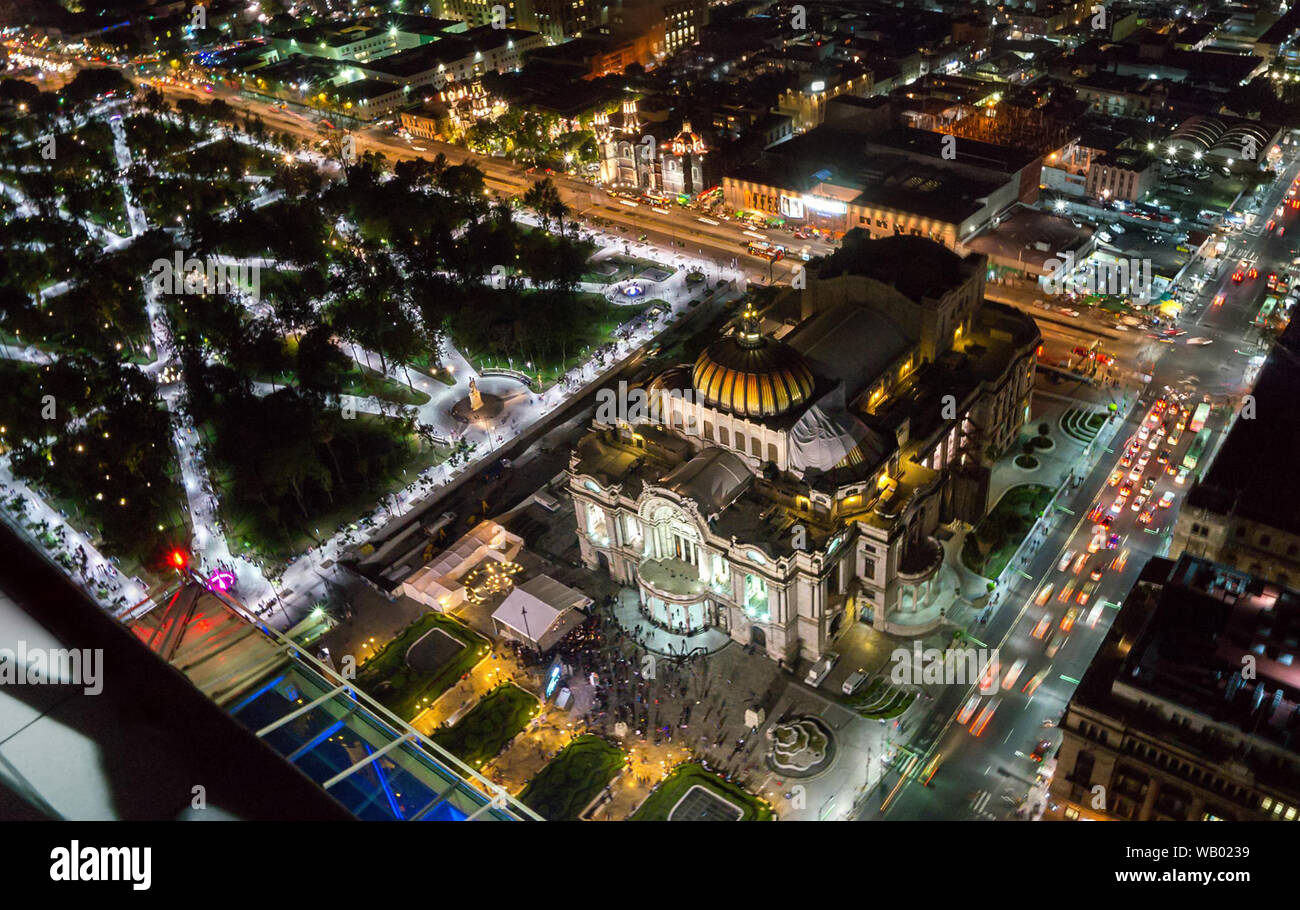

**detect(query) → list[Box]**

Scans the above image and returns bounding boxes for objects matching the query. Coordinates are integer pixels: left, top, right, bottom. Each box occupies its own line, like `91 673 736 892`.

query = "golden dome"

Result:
691 307 815 418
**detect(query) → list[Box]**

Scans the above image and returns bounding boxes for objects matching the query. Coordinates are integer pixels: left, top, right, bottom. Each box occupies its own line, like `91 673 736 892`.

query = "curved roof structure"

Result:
787 384 893 475
659 448 753 515
1167 116 1226 153
1213 123 1270 159
692 307 816 418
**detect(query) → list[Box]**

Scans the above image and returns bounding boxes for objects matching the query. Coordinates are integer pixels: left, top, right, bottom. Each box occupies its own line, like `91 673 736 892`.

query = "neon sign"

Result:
800 194 848 216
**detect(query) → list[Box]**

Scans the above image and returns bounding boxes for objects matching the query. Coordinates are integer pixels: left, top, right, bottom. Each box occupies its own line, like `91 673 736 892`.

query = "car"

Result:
1167 432 1181 446
1139 504 1157 525
1002 658 1027 691
1107 532 1121 550
1086 602 1106 628
956 694 981 725
1214 293 1226 306
1032 615 1053 639
1250 267 1259 279
969 697 1001 736
1108 469 1124 487
1233 271 1245 283
1148 434 1162 450
1058 580 1076 603
1088 528 1107 553
1060 607 1079 632
1101 513 1116 528
919 753 943 786
1022 668 1049 696
1045 634 1065 658
1175 468 1190 485
1110 496 1126 515
805 651 839 687
978 660 1001 694
1088 503 1106 523
1076 582 1097 606
1159 491 1176 508
1138 451 1152 468
1267 219 1276 232
1142 477 1157 495
1090 564 1105 581
1138 424 1151 440
1128 465 1143 483
1072 553 1088 574
1131 494 1148 512
1119 480 1135 498
1035 583 1055 606
1058 551 1075 572
842 669 869 695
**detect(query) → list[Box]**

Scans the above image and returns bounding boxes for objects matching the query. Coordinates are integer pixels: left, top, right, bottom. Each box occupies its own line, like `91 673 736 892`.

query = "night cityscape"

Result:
0 0 1293 874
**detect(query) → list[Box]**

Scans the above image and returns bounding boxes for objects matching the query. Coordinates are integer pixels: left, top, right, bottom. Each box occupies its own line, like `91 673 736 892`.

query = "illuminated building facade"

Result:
598 100 708 195
568 234 1039 662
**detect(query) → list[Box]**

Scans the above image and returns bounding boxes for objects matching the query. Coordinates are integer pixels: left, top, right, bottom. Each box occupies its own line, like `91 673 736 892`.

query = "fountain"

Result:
765 715 836 778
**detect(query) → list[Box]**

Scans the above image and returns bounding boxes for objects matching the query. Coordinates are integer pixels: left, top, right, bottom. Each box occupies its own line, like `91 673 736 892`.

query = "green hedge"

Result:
631 762 772 821
355 611 488 720
518 735 626 820
433 683 538 767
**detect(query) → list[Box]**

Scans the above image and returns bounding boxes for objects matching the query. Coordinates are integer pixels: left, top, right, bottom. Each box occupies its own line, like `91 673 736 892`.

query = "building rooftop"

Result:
815 231 967 302
1186 318 1300 537
1073 554 1300 797
357 38 475 78
965 208 1094 274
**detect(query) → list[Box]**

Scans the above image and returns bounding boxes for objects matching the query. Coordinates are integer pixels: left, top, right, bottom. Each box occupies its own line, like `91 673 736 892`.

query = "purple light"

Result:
207 570 236 592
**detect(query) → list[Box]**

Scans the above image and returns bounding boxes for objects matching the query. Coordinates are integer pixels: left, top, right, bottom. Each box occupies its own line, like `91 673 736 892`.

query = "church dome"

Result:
691 306 815 418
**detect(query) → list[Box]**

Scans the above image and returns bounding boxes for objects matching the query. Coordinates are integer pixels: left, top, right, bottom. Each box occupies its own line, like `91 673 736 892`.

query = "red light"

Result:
170 550 188 569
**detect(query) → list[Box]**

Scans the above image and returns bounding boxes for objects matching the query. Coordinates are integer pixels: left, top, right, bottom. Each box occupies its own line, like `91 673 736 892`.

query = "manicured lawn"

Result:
844 678 916 719
342 364 432 406
355 611 489 721
631 762 773 821
518 735 626 820
961 483 1053 579
465 293 649 389
433 683 538 768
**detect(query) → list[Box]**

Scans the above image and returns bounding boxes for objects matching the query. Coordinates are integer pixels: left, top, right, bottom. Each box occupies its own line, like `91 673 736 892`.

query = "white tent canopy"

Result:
491 576 592 650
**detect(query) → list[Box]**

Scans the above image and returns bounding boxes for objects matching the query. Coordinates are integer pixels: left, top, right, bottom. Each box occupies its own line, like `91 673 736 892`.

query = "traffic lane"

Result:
148 78 826 273
881 400 1154 819
887 246 1263 817
937 418 1185 809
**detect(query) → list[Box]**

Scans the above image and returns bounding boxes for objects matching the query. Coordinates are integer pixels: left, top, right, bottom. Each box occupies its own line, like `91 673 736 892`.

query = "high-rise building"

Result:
1050 554 1300 822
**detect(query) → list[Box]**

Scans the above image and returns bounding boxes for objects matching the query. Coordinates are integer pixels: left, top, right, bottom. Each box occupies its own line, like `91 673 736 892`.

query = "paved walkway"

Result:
611 587 731 656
